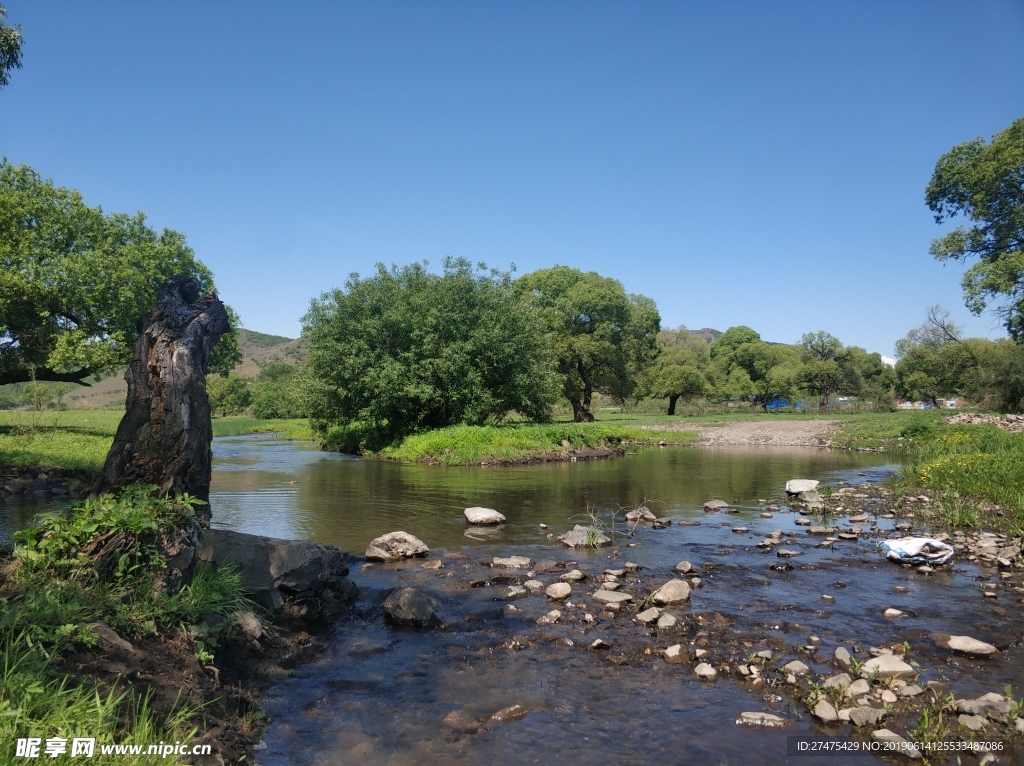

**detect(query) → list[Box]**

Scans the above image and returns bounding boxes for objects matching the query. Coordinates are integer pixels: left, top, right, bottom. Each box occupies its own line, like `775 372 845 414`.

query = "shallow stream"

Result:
209 437 1024 765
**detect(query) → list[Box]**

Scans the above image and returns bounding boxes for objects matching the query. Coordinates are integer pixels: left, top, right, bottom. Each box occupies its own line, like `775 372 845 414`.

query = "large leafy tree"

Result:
707 326 800 408
644 328 709 415
514 266 660 422
0 160 239 386
303 258 556 446
0 5 23 89
926 117 1024 340
797 331 858 409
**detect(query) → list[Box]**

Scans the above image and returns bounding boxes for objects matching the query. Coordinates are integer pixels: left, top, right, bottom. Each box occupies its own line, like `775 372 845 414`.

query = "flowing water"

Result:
208 437 1024 765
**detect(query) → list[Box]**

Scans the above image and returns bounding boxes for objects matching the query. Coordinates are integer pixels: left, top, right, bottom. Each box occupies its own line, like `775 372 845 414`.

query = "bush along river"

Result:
208 436 1023 765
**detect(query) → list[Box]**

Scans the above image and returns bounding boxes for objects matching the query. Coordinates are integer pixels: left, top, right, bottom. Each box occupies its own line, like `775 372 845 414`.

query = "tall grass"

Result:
375 423 698 465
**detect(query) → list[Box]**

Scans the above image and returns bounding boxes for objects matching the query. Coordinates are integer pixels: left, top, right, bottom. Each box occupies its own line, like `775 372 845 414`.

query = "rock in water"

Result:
383 587 440 628
557 525 611 548
674 560 693 574
956 692 1013 719
590 590 633 605
625 506 658 522
464 507 506 525
812 699 838 723
786 479 819 494
859 655 915 679
545 582 572 600
657 613 677 629
365 531 429 562
848 707 886 728
703 499 729 512
931 634 999 657
489 705 529 725
783 660 810 676
694 662 717 680
651 579 691 605
636 607 660 625
492 555 532 569
834 646 853 668
736 712 792 728
662 644 686 663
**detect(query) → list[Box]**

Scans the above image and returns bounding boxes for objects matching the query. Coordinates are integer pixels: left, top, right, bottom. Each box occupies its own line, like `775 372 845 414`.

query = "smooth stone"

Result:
703 499 729 512
464 507 506 525
823 673 852 690
656 613 677 629
783 660 810 676
776 549 802 558
489 704 529 725
845 679 870 697
589 639 611 651
674 561 693 574
383 587 441 628
545 582 572 600
651 579 691 605
493 555 532 569
524 580 545 594
931 634 999 657
786 479 819 494
880 690 898 704
560 569 586 582
860 655 915 679
957 714 987 732
812 699 838 723
870 730 920 759
365 531 429 562
590 590 633 605
636 607 660 625
834 647 852 668
625 506 657 522
956 692 1012 718
755 650 773 660
663 644 686 664
899 685 924 698
821 595 836 603
694 662 717 679
883 608 905 618
848 707 886 727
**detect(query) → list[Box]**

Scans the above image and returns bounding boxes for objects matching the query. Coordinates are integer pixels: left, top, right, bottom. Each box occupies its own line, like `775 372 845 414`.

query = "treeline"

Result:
207 363 306 419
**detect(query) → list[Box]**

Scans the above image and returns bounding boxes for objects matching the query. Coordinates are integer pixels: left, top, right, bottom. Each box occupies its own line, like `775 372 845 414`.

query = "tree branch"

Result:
0 367 93 387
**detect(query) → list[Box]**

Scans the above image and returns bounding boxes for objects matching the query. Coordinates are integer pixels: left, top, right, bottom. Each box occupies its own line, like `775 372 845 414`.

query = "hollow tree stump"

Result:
93 276 229 523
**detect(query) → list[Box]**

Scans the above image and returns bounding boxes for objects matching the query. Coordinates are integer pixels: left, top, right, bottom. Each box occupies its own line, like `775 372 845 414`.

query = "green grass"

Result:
0 410 312 475
0 487 253 765
828 410 947 449
374 422 698 465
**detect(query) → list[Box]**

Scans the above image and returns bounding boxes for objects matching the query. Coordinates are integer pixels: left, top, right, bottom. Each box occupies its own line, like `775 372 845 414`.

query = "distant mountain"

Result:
66 329 304 409
690 327 722 344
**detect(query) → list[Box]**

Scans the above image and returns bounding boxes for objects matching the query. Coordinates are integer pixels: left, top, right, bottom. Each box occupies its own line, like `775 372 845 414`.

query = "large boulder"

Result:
786 479 819 495
383 587 441 628
198 529 355 624
365 531 429 562
464 507 506 525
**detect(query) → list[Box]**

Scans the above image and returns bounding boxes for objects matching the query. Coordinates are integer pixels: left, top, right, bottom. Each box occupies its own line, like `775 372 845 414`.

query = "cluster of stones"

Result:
0 468 79 502
946 411 1024 432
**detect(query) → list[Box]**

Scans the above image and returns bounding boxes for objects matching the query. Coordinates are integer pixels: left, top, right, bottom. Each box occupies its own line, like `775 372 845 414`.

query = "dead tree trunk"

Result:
93 277 229 524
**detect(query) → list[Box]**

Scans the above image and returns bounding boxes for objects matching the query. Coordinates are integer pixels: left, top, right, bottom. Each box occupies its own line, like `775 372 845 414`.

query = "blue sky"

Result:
2 2 1022 356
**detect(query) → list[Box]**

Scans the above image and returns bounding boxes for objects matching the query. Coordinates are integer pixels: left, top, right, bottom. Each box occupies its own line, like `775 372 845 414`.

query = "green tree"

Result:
303 258 556 446
0 160 239 386
207 374 252 417
706 326 800 409
19 381 50 411
250 363 306 419
0 5 23 89
797 331 858 409
644 328 709 415
926 117 1024 340
514 266 660 421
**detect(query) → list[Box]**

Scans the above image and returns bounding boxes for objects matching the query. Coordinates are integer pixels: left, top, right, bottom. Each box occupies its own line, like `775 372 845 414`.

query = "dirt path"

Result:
690 418 835 447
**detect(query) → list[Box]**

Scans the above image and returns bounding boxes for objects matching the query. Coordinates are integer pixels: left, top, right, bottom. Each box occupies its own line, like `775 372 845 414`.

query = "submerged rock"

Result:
663 644 686 664
492 555 532 569
365 531 429 562
736 712 792 729
464 507 506 525
489 704 529 725
442 710 481 733
383 587 441 628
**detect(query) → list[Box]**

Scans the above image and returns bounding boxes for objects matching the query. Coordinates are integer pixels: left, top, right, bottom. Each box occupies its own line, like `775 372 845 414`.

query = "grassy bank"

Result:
0 410 312 475
0 487 252 764
371 422 699 465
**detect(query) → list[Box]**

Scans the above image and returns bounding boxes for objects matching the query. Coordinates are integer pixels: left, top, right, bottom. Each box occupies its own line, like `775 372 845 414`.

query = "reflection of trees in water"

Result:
273 447 894 550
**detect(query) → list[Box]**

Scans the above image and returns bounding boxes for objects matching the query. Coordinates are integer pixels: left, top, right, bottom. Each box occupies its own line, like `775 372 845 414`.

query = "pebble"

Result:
589 639 611 651
662 644 686 664
636 607 660 625
880 690 897 704
812 699 838 723
882 608 904 618
833 646 852 668
899 685 924 698
783 660 809 676
545 582 571 600
656 613 677 629
560 569 586 582
821 594 836 603
536 610 561 625
524 580 545 594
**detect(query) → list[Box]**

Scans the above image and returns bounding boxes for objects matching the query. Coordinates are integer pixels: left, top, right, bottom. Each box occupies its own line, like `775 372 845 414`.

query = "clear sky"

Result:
2 2 1023 356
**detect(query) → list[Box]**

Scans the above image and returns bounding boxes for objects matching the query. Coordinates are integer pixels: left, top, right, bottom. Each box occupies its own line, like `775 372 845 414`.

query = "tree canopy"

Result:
514 266 660 421
0 160 239 387
0 5 23 89
303 258 555 446
926 116 1024 340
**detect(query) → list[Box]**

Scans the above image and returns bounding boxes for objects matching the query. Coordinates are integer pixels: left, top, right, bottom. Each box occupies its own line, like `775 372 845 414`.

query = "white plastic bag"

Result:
878 537 955 566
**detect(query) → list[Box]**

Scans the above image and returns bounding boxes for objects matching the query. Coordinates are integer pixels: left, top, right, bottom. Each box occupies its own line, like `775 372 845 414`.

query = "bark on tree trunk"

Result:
93 277 229 524
667 394 679 416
